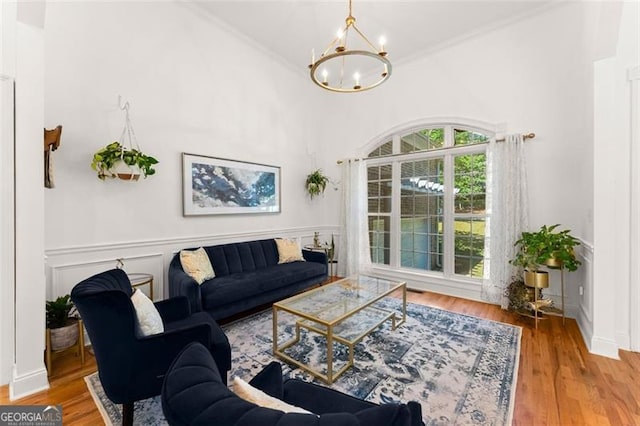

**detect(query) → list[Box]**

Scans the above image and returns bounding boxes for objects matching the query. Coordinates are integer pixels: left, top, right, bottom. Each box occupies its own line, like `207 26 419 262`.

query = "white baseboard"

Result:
10 365 49 400
589 336 620 360
616 331 631 351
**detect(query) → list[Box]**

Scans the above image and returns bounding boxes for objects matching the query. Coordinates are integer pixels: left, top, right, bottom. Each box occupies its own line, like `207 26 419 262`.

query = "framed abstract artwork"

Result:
182 153 281 216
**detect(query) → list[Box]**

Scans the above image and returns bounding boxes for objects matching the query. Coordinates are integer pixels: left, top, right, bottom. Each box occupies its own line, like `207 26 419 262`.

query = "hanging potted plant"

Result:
91 98 158 181
91 141 158 181
46 294 79 351
306 169 329 199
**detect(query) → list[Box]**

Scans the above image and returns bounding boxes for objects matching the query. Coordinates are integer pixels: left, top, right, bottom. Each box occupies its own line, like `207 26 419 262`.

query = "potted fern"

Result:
91 141 158 181
46 295 79 351
306 169 329 199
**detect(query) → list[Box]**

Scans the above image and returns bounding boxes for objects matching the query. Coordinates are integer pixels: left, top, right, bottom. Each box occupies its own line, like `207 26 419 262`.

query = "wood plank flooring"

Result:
1 290 638 425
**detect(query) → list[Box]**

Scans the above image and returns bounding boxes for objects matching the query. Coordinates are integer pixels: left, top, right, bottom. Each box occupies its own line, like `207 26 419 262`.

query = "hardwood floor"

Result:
1 291 638 425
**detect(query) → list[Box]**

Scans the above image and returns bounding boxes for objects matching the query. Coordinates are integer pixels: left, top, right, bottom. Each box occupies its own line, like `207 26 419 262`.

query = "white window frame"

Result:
364 122 494 284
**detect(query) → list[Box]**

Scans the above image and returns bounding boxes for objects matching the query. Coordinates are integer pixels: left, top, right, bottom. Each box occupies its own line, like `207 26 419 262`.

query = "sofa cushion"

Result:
180 248 215 284
130 289 164 337
233 377 312 414
200 262 326 310
275 239 305 264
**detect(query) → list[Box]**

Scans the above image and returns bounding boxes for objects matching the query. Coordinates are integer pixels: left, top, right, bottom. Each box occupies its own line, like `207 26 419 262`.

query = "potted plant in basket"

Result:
46 294 79 351
91 141 158 181
305 169 329 199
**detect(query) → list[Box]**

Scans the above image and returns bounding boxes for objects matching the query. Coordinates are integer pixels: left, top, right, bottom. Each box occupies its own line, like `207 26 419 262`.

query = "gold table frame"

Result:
272 275 406 384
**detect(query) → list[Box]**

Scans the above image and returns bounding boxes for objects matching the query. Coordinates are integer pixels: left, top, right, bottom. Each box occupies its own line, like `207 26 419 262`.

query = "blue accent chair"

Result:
71 269 231 426
162 342 424 426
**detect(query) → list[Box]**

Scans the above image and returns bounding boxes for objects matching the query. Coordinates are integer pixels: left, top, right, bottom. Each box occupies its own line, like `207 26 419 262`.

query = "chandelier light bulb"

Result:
353 72 361 90
322 69 329 85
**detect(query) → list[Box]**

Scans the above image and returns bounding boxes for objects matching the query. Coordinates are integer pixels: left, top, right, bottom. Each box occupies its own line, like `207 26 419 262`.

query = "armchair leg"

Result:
122 402 134 426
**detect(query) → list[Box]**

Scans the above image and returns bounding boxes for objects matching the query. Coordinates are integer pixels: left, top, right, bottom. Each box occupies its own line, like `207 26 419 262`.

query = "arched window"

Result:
366 124 491 280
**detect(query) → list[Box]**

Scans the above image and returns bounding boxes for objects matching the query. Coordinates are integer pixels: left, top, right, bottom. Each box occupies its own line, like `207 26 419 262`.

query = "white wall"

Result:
591 0 639 358
0 0 17 388
43 1 333 248
42 2 338 299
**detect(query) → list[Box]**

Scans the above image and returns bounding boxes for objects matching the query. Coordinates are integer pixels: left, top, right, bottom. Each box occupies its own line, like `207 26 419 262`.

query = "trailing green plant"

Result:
511 224 581 272
91 141 158 180
46 295 75 329
305 169 329 199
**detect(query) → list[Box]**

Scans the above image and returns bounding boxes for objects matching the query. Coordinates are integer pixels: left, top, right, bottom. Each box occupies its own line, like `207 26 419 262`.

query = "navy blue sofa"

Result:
169 239 328 321
162 342 424 426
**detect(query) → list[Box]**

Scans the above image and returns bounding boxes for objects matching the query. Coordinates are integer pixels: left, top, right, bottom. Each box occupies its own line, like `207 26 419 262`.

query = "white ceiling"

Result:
192 1 556 72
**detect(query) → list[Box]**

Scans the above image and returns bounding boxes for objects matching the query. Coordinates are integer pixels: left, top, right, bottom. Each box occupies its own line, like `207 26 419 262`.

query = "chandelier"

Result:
309 0 391 93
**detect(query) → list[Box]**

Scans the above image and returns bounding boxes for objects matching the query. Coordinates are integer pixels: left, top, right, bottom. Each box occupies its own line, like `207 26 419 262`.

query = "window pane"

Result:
380 197 391 213
400 128 444 153
454 129 489 146
369 216 390 265
380 180 392 197
380 141 393 156
380 165 392 180
368 167 379 180
368 140 393 157
368 198 379 212
368 181 379 197
454 153 486 214
400 196 414 215
454 218 485 278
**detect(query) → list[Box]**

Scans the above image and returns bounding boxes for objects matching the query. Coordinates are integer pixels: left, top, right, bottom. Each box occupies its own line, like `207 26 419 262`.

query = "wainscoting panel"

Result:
577 241 594 350
45 226 341 302
48 253 164 301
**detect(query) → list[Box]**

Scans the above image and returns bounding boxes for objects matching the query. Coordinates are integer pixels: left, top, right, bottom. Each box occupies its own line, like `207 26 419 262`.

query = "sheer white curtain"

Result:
482 134 529 308
338 159 372 276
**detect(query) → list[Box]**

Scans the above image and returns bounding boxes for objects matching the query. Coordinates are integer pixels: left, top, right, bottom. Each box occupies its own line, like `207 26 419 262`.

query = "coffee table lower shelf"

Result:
273 302 405 384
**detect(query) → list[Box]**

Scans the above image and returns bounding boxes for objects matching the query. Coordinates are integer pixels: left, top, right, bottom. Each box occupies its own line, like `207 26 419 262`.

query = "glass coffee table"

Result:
272 275 406 384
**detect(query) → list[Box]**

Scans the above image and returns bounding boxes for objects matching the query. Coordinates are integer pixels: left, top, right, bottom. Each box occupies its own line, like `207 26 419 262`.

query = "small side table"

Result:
128 273 154 300
304 244 336 278
45 319 85 376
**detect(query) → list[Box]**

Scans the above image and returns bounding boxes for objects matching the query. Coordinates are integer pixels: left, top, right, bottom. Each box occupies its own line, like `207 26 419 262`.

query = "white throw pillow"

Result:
180 247 215 284
275 239 305 264
130 288 164 337
233 376 312 414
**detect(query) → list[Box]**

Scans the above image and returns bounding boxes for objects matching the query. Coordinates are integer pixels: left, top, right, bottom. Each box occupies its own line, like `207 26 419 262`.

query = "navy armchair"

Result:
162 342 424 426
71 269 231 426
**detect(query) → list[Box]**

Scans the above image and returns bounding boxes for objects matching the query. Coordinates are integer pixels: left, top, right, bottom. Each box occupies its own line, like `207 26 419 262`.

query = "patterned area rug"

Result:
85 300 521 425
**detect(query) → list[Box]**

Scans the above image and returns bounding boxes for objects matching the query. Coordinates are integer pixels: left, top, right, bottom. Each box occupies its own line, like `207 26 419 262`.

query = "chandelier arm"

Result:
343 25 351 50
322 34 343 57
339 53 346 89
351 23 380 52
